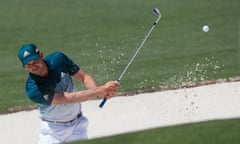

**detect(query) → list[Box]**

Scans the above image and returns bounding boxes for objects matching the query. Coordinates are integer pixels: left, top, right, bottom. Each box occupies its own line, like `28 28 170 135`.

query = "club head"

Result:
152 7 161 17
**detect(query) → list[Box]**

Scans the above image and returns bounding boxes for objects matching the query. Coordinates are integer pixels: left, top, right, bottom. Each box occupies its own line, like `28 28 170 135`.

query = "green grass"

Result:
0 0 239 112
69 119 240 144
0 0 239 143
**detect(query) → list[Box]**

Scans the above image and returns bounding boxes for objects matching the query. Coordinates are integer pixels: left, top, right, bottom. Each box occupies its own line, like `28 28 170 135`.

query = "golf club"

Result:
99 7 161 108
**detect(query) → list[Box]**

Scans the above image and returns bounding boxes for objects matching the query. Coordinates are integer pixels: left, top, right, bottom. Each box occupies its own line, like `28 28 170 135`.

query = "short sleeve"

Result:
46 52 80 76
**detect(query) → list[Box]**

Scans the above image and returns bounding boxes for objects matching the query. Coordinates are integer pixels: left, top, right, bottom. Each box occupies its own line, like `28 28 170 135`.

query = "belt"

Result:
42 112 82 124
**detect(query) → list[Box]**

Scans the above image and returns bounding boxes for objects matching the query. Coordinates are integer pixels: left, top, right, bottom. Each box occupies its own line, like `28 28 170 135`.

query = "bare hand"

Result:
99 81 119 99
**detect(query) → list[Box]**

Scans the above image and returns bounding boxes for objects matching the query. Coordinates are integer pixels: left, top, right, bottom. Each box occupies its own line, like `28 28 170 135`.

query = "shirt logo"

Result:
43 94 49 101
23 51 30 58
61 72 66 78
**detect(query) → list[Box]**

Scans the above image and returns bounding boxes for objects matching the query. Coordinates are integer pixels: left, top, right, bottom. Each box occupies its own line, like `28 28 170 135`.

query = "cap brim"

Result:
23 54 40 67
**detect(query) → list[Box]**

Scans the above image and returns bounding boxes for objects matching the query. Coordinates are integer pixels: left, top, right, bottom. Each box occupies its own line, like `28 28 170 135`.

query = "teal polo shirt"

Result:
25 52 82 121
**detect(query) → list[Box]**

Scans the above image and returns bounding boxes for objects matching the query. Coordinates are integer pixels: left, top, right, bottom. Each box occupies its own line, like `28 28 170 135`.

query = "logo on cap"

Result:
23 51 31 58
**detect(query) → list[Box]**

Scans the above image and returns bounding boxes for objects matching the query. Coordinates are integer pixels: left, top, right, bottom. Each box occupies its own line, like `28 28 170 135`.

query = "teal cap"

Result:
18 44 40 67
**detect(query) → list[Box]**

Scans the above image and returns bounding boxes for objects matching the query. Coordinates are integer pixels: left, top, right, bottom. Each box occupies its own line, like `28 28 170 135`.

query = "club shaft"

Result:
99 15 161 108
117 18 160 82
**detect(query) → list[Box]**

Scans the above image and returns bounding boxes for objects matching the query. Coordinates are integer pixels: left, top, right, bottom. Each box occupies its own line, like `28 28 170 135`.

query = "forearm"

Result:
74 70 98 89
51 81 119 105
82 74 98 89
51 86 104 105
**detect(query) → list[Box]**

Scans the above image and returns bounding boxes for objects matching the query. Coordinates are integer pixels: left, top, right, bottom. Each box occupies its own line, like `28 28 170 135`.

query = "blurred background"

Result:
0 0 239 112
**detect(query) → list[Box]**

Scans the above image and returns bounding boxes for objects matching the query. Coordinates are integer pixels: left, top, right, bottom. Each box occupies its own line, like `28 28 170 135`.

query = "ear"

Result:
39 52 44 58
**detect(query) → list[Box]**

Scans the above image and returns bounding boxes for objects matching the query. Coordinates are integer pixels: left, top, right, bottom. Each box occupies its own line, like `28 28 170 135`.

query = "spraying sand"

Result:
0 81 239 143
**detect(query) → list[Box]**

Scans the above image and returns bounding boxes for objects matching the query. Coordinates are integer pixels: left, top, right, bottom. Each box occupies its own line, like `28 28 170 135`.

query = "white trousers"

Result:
38 116 88 144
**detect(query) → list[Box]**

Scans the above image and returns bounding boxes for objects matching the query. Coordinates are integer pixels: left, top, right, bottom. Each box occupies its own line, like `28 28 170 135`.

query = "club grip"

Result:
99 79 120 108
99 98 107 108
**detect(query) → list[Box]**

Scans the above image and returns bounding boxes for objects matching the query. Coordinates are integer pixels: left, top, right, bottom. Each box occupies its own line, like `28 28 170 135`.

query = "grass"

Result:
0 0 239 111
70 119 240 144
0 0 239 143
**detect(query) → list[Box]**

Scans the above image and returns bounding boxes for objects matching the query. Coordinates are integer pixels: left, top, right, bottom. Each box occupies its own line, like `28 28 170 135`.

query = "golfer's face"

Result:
24 58 45 75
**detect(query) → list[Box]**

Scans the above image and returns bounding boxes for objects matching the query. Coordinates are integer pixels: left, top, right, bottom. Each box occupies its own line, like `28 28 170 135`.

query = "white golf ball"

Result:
202 25 209 32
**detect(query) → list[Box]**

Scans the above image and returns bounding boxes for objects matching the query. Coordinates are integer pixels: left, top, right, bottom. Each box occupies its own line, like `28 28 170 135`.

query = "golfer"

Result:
18 44 119 144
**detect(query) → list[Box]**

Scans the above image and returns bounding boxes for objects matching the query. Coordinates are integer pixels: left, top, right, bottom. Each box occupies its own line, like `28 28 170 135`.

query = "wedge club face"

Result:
152 7 161 17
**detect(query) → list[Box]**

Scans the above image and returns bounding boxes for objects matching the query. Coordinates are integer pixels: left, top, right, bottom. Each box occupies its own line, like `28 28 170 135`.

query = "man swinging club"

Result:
18 43 119 144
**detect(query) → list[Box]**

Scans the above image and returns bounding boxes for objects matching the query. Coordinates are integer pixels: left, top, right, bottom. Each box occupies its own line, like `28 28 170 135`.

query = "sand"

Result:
0 81 239 144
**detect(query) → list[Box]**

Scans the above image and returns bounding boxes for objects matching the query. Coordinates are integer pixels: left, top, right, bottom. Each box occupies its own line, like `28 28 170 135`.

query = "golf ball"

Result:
202 25 209 32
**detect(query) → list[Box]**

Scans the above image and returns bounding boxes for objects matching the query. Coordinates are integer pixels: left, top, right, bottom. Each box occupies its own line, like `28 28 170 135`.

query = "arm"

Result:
51 81 119 105
73 69 98 89
51 69 119 105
